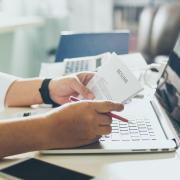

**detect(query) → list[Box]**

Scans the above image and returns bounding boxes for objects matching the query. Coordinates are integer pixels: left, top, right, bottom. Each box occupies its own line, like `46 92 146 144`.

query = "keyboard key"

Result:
100 118 156 142
111 134 121 141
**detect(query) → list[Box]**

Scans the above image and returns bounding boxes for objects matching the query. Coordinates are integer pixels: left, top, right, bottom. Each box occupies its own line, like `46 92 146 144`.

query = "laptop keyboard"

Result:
65 60 89 74
100 118 157 142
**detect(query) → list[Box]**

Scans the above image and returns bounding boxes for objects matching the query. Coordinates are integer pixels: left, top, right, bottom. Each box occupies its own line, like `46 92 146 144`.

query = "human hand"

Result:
49 72 95 105
43 100 124 149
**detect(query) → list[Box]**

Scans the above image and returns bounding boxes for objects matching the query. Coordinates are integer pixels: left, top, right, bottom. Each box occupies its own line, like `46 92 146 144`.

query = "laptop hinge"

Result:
172 138 179 149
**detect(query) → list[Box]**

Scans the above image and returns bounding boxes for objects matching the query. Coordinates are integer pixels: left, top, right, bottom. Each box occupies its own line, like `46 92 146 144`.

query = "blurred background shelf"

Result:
0 16 44 33
0 0 179 77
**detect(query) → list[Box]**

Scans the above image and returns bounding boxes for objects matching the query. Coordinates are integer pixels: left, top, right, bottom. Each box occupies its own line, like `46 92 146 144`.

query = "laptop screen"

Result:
155 35 180 122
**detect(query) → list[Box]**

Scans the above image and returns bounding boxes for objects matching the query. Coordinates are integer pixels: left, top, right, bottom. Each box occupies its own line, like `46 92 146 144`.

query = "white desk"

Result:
0 107 180 179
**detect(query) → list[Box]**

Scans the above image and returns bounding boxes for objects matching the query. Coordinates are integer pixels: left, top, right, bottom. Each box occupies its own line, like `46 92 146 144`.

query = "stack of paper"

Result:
39 53 110 78
39 52 147 79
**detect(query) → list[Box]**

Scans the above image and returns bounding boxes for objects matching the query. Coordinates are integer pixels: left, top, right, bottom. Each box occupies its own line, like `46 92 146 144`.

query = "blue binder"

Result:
55 31 129 62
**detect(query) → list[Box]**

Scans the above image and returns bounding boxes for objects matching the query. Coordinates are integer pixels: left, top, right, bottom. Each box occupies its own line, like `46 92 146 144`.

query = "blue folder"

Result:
55 32 129 62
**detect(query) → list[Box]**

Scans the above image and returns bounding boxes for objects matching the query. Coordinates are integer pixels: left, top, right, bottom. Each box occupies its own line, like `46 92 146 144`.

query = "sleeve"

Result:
0 72 18 108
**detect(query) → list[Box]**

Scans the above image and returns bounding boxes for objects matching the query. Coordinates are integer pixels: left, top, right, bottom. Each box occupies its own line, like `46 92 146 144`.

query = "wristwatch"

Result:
39 79 59 107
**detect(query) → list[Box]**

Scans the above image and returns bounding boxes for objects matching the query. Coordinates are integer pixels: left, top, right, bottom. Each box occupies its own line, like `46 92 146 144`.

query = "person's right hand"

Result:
42 100 124 150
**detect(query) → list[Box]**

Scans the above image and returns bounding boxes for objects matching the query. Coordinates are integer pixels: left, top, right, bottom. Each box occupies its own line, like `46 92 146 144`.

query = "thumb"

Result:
72 79 95 99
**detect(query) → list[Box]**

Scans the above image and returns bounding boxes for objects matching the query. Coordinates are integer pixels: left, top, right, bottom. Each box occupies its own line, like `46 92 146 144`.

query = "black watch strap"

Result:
39 79 59 107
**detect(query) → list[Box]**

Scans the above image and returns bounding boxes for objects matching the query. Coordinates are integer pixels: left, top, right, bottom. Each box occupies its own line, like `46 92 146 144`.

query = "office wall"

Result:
0 0 68 77
0 17 68 78
0 29 44 77
0 33 14 74
67 0 113 32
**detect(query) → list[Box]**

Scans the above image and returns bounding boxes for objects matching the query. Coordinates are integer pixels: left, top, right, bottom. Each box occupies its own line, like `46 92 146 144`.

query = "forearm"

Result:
5 79 43 107
0 115 51 158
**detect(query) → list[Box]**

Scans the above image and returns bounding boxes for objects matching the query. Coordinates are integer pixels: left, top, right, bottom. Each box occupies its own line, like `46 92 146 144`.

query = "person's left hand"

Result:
49 72 95 105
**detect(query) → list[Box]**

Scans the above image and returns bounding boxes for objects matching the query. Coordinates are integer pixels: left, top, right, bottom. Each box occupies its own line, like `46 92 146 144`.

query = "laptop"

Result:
40 35 180 154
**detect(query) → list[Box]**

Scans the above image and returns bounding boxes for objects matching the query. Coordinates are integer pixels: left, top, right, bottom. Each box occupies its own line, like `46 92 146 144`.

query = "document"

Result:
38 52 147 80
39 62 65 78
85 53 143 103
39 53 111 78
119 53 147 71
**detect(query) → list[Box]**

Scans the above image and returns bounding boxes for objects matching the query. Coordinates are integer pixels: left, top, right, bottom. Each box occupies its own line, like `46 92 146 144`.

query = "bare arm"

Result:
0 101 123 158
5 72 95 107
0 72 123 158
0 115 49 158
5 79 43 107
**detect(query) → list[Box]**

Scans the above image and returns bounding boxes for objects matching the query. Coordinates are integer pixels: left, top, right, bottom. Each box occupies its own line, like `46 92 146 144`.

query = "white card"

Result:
86 53 143 103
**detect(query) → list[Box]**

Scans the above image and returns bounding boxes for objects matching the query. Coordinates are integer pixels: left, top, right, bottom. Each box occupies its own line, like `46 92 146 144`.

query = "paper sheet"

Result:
120 53 148 71
38 53 148 80
39 62 65 78
85 53 143 103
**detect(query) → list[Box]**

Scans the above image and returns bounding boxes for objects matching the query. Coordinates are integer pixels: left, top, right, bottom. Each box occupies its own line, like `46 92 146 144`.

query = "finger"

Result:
78 136 101 147
89 135 101 143
97 114 112 125
55 93 78 104
72 79 95 99
77 72 95 85
93 101 124 113
96 125 112 135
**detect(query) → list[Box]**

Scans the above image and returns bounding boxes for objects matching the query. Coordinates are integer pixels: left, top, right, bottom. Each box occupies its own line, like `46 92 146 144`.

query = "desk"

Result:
0 107 180 179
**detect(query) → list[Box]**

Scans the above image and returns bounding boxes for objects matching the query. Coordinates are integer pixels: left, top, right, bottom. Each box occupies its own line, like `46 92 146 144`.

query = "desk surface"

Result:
0 148 180 178
1 107 180 179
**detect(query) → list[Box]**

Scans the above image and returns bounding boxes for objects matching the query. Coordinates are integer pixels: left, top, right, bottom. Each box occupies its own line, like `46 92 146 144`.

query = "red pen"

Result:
69 96 128 123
